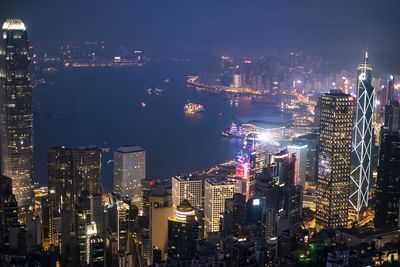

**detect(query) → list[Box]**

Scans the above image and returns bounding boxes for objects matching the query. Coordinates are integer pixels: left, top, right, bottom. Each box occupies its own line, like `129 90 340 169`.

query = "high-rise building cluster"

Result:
1 18 400 266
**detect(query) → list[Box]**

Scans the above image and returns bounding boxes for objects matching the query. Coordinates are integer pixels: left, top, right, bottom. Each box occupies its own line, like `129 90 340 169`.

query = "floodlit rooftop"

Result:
2 19 26 31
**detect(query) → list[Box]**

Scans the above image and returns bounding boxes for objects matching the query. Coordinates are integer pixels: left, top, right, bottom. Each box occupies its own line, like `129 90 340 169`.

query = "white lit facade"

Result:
172 176 203 209
204 179 235 235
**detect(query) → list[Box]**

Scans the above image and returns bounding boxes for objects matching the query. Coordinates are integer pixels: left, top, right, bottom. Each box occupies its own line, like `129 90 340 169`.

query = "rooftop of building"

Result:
335 227 400 239
2 19 26 31
287 144 308 149
323 90 355 100
49 145 71 151
295 133 320 140
172 175 203 182
177 199 194 210
76 145 100 151
206 177 236 186
116 145 145 153
49 145 101 152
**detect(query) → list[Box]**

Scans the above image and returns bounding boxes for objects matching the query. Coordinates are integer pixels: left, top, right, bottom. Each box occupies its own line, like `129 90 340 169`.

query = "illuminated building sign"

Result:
236 150 251 201
253 199 260 206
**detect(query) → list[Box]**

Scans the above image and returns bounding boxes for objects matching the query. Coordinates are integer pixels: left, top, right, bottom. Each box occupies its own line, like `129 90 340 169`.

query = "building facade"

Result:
172 175 203 210
204 178 235 235
47 146 102 252
73 147 102 198
287 144 308 187
114 146 146 209
316 90 354 229
47 146 74 216
384 100 400 132
167 200 199 264
0 19 34 210
374 129 400 230
48 146 102 213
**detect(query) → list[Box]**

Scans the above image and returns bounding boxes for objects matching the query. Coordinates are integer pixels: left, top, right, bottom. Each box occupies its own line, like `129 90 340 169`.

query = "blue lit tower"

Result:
349 51 375 215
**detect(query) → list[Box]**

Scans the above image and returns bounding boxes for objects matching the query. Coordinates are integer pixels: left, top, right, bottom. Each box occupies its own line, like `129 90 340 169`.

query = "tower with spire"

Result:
349 51 375 218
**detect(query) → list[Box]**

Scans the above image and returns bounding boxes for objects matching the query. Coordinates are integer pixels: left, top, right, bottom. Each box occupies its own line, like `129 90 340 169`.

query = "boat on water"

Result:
221 122 244 138
141 101 146 108
147 87 164 95
184 103 204 113
43 67 58 73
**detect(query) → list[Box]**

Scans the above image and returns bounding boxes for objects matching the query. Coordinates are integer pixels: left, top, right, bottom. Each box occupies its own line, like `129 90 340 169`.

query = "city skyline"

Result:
3 1 400 68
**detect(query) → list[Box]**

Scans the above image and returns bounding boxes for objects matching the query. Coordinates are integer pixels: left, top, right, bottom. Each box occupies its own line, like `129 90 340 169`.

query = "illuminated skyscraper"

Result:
84 222 98 265
172 175 203 210
89 194 104 238
263 149 296 185
349 52 375 215
384 100 400 132
294 133 320 182
287 144 308 187
204 178 235 235
0 19 34 210
89 236 105 267
116 200 129 251
386 75 395 105
48 146 102 216
75 192 91 265
316 90 354 229
167 200 199 265
0 175 19 250
47 146 73 216
236 150 251 200
114 146 146 210
47 146 102 254
141 178 155 217
106 194 131 253
73 146 102 197
374 129 400 230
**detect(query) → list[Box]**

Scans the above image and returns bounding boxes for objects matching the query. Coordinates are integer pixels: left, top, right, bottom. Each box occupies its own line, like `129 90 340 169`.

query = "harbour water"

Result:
33 61 290 189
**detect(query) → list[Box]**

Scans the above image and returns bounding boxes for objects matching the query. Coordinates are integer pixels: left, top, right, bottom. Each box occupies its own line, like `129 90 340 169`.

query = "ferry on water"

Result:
184 103 204 113
222 122 244 138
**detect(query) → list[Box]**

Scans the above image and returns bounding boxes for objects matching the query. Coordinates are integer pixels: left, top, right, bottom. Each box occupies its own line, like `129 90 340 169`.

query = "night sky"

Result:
2 0 400 57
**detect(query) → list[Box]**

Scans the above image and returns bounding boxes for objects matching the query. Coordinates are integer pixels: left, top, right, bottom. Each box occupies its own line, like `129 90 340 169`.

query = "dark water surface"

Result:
33 61 288 189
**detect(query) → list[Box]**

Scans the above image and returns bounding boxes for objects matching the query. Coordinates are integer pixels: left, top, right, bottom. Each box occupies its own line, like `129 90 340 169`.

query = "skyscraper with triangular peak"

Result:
349 51 375 216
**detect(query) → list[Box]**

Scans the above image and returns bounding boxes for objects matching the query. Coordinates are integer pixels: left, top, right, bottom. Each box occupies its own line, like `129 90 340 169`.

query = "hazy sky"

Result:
2 0 400 56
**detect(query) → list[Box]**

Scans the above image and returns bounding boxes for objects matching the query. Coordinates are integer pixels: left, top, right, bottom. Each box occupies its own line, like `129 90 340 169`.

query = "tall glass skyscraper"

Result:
0 19 34 210
374 128 400 230
316 90 354 229
114 146 146 211
349 52 375 215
